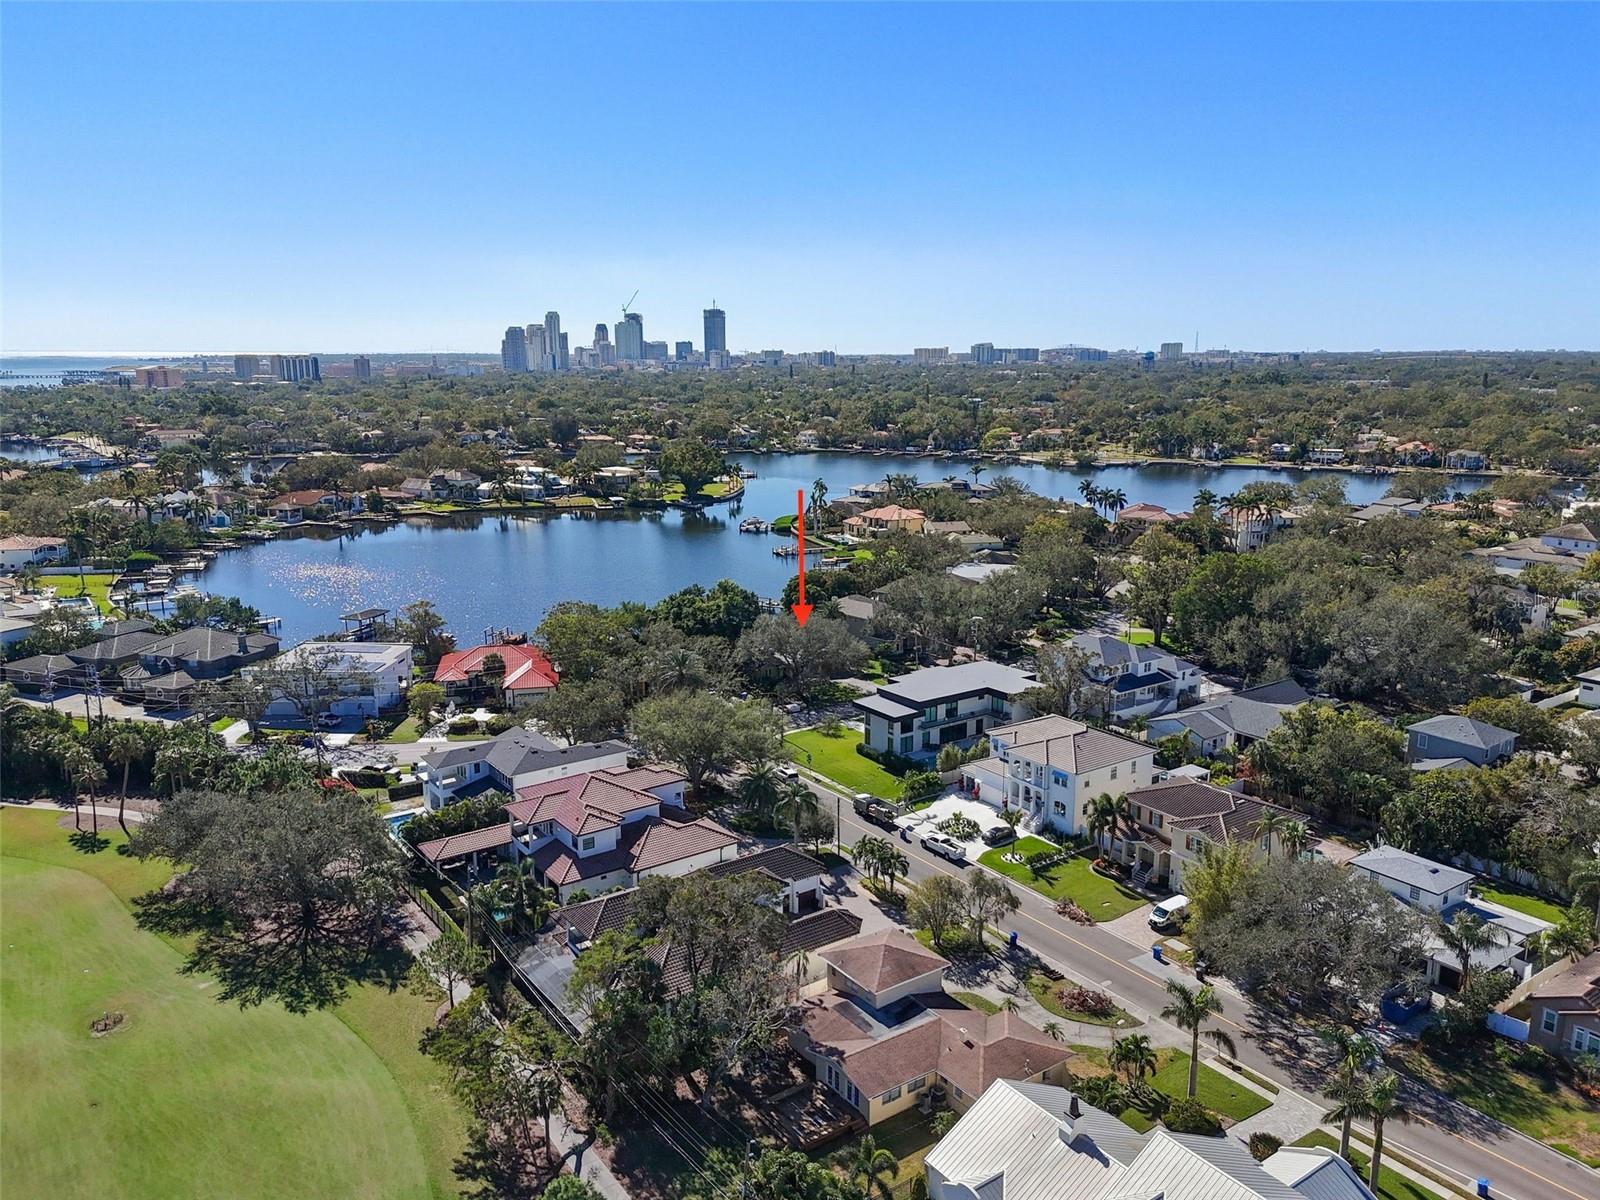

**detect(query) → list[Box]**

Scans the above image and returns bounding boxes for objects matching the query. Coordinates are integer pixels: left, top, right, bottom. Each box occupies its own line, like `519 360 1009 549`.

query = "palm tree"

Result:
64 515 95 597
1103 487 1128 516
739 763 785 823
1569 857 1600 935
1078 478 1096 505
886 472 920 501
832 1135 899 1200
1042 1020 1064 1043
1160 980 1237 1098
778 782 821 842
1437 911 1500 991
999 996 1020 1013
493 859 551 930
968 462 986 486
652 645 706 691
882 845 909 897
63 744 107 836
1279 818 1314 861
106 724 144 836
1087 792 1135 857
1362 1071 1412 1191
851 835 892 886
1109 1033 1157 1084
1252 809 1292 858
810 477 829 518
1077 1075 1127 1112
1193 488 1219 511
1319 1028 1377 1159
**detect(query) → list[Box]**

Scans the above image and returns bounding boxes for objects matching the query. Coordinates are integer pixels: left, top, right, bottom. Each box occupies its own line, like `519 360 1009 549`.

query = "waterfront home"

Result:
123 626 281 709
0 614 34 649
975 714 1154 838
1144 678 1310 757
1 652 79 692
844 504 926 538
0 535 68 572
413 766 734 902
1114 502 1189 531
417 731 630 809
793 929 1073 1125
1352 845 1549 991
266 489 361 524
431 642 559 706
925 1079 1376 1200
1307 446 1346 464
1105 777 1302 891
1351 495 1427 522
855 660 1036 760
1445 449 1488 470
1065 632 1202 719
1220 504 1291 552
253 640 412 720
1405 714 1517 770
1516 952 1600 1062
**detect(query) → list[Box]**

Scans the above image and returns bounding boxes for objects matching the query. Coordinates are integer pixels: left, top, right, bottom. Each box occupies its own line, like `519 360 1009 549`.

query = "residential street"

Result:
812 779 1600 1200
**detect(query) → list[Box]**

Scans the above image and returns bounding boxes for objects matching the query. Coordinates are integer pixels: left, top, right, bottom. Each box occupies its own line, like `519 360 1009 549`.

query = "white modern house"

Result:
855 660 1037 761
417 730 632 810
926 1079 1376 1200
972 714 1154 837
1066 632 1203 719
255 640 413 720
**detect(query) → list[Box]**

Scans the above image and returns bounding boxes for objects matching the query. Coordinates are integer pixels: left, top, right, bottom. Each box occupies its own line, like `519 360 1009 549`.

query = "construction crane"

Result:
621 289 639 316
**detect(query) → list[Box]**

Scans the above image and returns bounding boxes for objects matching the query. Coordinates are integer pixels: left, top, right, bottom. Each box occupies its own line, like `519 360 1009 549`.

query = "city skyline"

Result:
3 3 1597 354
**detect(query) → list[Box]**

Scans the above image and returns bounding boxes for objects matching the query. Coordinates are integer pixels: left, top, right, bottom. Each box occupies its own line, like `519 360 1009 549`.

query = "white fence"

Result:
1486 1011 1530 1042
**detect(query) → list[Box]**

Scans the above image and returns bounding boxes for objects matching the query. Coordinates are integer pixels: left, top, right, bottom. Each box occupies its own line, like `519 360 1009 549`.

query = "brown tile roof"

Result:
818 928 948 995
705 844 826 885
1528 951 1600 1011
624 814 739 871
414 822 516 863
1129 779 1298 843
509 772 661 835
859 505 924 521
928 1008 1074 1099
994 715 1150 773
601 764 687 792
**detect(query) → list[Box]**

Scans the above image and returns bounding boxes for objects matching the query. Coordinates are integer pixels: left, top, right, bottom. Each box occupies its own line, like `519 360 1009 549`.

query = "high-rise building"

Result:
1158 342 1185 361
707 349 731 369
643 340 669 361
501 327 529 373
135 365 184 389
703 304 726 356
559 332 569 367
525 324 548 371
674 341 694 362
1070 346 1108 362
353 355 372 381
617 312 644 361
592 324 614 365
270 354 321 383
544 311 565 369
970 342 997 365
913 347 949 365
814 350 837 367
233 353 259 380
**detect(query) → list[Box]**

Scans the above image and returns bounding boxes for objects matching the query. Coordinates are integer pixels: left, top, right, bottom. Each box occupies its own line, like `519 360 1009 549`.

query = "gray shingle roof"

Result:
877 660 1036 706
1405 714 1515 750
1351 845 1473 894
421 731 627 779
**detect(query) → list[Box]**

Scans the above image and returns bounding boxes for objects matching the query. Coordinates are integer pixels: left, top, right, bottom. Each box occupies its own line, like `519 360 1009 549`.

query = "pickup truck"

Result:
851 793 899 825
920 831 968 863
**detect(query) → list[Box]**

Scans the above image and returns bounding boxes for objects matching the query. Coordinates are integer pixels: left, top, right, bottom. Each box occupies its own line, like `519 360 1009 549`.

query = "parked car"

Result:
852 793 899 825
981 822 1016 847
920 831 968 863
778 764 800 781
1148 894 1190 931
315 712 341 730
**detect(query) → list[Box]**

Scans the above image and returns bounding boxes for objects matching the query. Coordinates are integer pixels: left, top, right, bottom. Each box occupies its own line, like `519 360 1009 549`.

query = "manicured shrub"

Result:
1163 1097 1222 1136
1248 1132 1283 1161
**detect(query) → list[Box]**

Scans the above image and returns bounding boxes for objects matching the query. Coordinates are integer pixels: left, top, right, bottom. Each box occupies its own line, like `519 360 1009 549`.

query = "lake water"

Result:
194 452 1481 644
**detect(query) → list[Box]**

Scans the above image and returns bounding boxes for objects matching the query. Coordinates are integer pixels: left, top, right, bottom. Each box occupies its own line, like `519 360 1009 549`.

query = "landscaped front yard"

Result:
1292 1131 1449 1200
1025 971 1141 1027
0 807 470 1200
978 837 1147 920
1395 1039 1600 1167
51 571 119 614
785 726 904 799
1070 1044 1270 1132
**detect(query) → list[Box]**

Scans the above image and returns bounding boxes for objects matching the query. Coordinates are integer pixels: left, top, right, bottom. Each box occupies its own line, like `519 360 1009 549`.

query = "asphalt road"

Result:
812 780 1599 1200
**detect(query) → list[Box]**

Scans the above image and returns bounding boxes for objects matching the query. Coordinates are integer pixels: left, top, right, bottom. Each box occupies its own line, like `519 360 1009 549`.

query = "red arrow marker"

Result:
791 487 813 627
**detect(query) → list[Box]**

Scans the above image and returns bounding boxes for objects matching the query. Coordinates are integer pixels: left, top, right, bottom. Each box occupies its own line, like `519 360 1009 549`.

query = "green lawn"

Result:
209 716 236 733
785 727 904 799
978 839 1147 919
53 571 119 615
1121 628 1155 645
384 716 423 743
1396 1040 1600 1167
0 807 470 1200
1025 972 1141 1027
1292 1131 1451 1200
951 990 1001 1014
1110 1049 1271 1132
1472 882 1567 924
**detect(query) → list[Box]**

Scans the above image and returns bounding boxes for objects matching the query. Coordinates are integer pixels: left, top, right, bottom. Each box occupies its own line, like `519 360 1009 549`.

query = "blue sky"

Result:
3 2 1596 354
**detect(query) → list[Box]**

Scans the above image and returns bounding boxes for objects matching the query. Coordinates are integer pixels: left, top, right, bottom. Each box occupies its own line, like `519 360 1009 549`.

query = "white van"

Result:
1149 895 1190 931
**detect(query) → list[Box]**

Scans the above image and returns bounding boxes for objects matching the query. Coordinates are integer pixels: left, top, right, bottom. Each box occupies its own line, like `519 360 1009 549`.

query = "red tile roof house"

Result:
413 766 739 902
0 535 69 573
793 929 1073 1126
432 643 559 706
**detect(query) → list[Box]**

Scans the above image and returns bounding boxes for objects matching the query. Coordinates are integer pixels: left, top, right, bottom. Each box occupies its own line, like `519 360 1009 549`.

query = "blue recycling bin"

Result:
1152 944 1164 963
1008 930 1018 950
1476 1180 1490 1198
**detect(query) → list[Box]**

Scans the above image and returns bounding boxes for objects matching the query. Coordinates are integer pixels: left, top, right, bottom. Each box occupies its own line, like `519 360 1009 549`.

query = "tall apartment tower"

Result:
544 311 566 369
524 324 547 371
353 355 372 381
233 354 259 380
617 311 645 361
703 304 727 356
270 354 321 382
501 327 529 373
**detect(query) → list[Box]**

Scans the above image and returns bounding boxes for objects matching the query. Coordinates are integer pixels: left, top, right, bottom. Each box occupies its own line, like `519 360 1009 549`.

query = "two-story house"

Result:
794 929 1073 1125
431 642 559 707
843 505 926 539
254 640 413 720
1404 714 1517 770
855 661 1037 761
0 535 68 572
1066 633 1202 720
1111 778 1303 891
1144 678 1310 758
1518 952 1600 1062
417 730 631 809
265 489 362 524
125 626 281 709
982 715 1154 839
1351 845 1548 991
413 765 738 902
